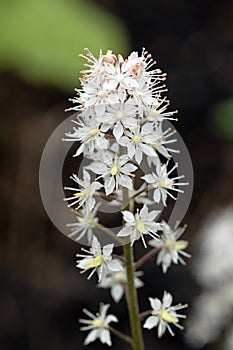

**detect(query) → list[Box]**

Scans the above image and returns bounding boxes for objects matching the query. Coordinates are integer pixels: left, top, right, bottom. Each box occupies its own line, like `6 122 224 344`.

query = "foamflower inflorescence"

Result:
62 48 190 348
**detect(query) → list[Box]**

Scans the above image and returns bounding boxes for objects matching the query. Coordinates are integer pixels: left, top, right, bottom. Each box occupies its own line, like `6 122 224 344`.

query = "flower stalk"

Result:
122 187 145 350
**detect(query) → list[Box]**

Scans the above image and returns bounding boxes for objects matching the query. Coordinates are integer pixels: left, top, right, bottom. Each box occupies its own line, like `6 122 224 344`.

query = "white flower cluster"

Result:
64 48 187 244
63 48 189 347
186 206 233 349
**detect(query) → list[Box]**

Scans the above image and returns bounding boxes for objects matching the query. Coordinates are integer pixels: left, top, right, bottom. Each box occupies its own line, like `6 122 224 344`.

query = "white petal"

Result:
153 188 161 203
163 291 173 307
97 136 108 149
128 143 135 158
140 204 148 219
149 297 162 311
111 284 124 303
103 244 113 257
113 122 124 139
95 104 105 116
105 314 118 324
121 163 137 173
119 174 133 190
135 149 143 164
108 93 119 104
107 259 123 271
122 211 135 223
84 329 98 345
143 316 159 330
117 226 133 237
73 143 85 157
141 143 156 157
117 136 129 147
105 176 115 196
142 174 156 184
146 210 160 221
87 196 96 211
88 161 107 175
100 328 112 346
158 320 166 338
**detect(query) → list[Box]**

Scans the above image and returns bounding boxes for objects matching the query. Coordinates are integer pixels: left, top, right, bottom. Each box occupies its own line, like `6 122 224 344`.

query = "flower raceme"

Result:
62 48 191 348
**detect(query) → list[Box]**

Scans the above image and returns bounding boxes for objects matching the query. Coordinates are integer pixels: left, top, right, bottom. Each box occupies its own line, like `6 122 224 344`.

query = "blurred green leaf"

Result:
211 98 233 140
0 0 130 91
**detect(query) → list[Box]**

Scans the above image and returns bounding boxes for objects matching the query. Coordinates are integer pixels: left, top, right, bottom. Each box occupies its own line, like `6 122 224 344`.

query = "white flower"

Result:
130 78 159 115
79 303 118 346
98 100 138 139
63 115 108 156
87 153 137 195
149 221 190 273
102 59 138 91
76 236 123 281
142 162 187 206
79 48 105 83
118 123 157 164
67 205 99 243
98 261 144 303
148 125 178 160
125 49 166 82
145 99 178 123
143 291 187 338
118 204 160 247
64 170 102 210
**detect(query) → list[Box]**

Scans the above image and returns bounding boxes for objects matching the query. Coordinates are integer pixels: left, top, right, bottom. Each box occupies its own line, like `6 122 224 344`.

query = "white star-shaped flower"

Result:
118 123 157 164
98 261 144 303
145 98 178 123
149 221 191 273
64 170 102 210
118 204 160 247
87 153 137 196
79 303 118 346
142 162 188 206
103 60 138 91
63 115 108 157
76 236 123 282
143 291 187 338
67 204 100 243
98 100 138 139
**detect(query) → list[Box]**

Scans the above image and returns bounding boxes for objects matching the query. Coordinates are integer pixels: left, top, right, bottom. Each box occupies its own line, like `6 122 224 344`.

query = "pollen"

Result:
88 128 99 136
74 190 90 197
159 310 178 324
84 255 104 268
159 179 174 187
136 220 147 234
110 165 120 176
133 135 141 143
90 319 105 328
175 240 189 250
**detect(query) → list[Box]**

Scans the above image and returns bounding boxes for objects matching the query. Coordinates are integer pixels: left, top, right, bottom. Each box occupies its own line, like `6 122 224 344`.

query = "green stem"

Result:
123 243 145 350
122 187 144 350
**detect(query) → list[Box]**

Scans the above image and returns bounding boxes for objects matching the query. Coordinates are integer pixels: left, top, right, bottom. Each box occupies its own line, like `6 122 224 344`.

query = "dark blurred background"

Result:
0 0 233 349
